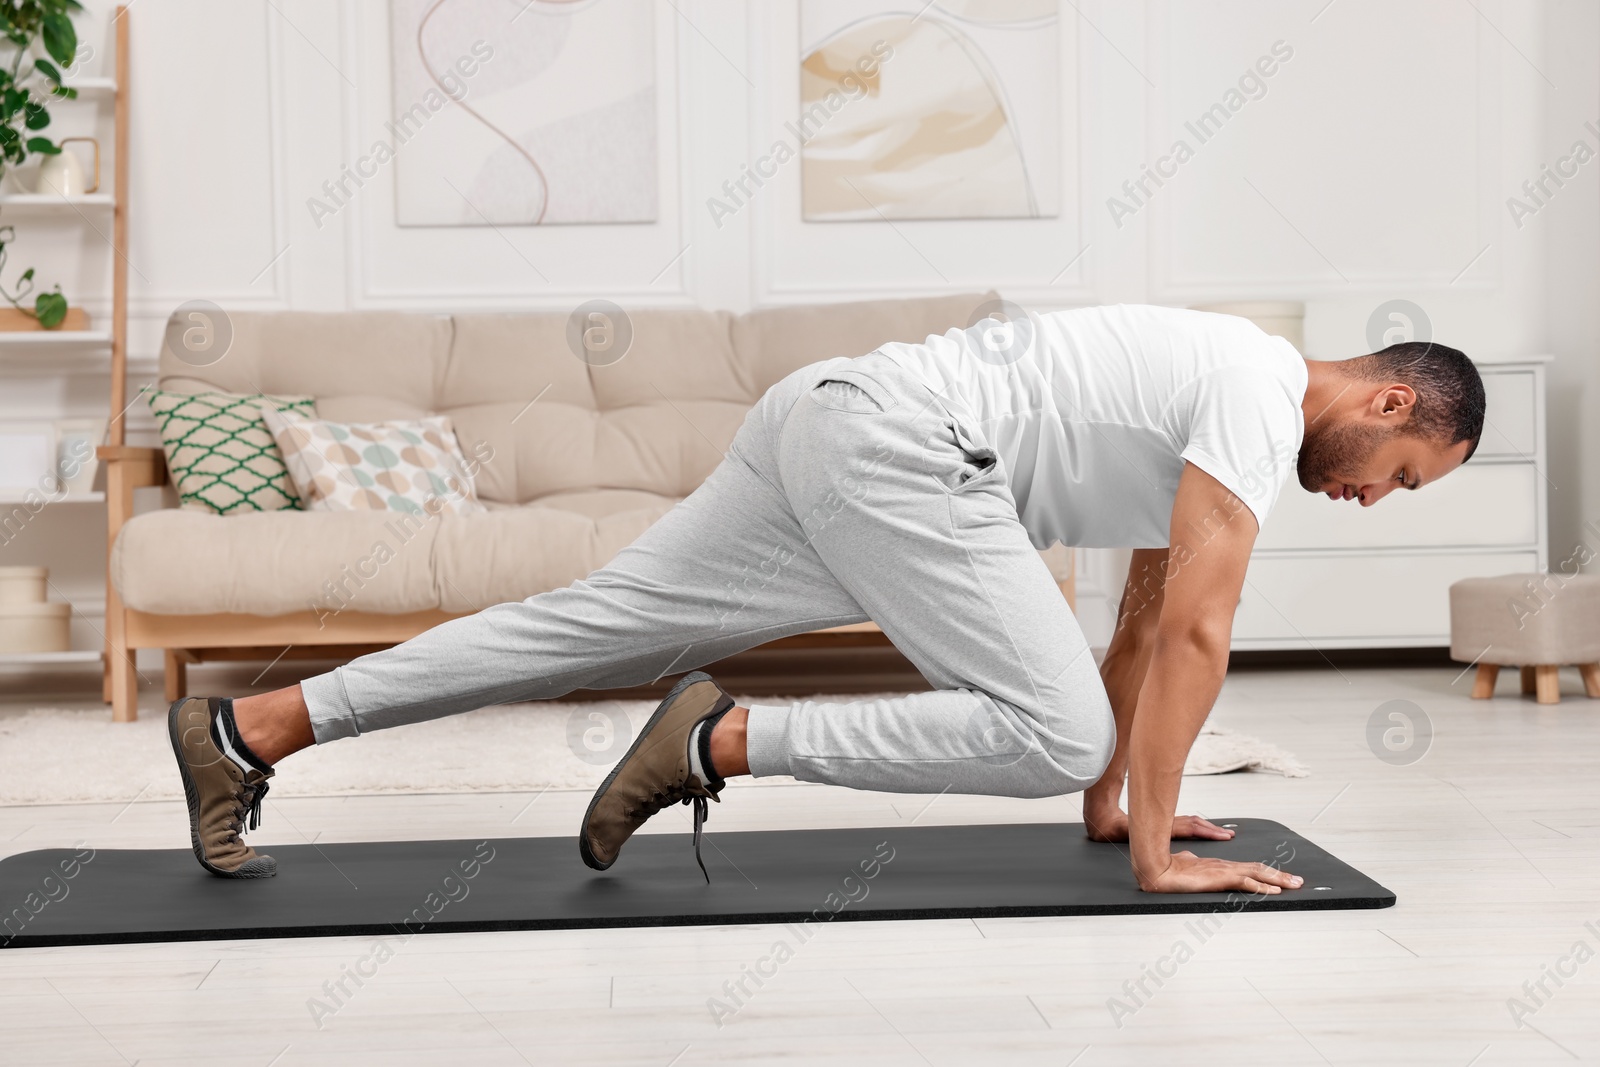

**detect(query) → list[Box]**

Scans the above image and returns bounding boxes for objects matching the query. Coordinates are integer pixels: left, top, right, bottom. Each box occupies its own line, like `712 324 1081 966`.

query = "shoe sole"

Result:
167 699 276 879
578 671 718 872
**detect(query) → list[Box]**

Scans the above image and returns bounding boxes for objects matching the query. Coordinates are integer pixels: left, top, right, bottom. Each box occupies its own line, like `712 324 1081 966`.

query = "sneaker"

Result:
580 671 733 880
167 698 277 878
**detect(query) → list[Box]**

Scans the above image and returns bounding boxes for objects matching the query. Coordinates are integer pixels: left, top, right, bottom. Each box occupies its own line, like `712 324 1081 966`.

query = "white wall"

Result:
1 0 1591 657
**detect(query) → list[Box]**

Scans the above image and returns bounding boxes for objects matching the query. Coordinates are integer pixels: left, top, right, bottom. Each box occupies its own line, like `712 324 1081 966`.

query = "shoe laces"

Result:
636 780 719 884
228 776 270 841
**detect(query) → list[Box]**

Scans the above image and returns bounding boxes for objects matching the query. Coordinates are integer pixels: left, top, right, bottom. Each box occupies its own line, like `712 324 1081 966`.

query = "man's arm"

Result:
1082 548 1234 845
1126 462 1302 895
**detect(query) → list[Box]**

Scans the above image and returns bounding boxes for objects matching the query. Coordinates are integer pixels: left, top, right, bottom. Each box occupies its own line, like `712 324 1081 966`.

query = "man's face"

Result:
1297 419 1472 506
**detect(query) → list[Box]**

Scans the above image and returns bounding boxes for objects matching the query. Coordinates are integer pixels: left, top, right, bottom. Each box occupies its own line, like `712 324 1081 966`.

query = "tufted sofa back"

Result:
156 293 995 506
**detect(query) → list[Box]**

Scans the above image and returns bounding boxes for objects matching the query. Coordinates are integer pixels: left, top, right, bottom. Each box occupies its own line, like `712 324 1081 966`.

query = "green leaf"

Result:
49 85 76 100
23 102 48 130
33 58 61 85
2 87 24 120
19 268 33 283
34 289 67 329
41 12 75 68
25 136 59 154
0 126 21 149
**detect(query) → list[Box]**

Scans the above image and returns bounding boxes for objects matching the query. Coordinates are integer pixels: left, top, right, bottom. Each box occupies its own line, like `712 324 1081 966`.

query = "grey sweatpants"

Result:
300 351 1113 798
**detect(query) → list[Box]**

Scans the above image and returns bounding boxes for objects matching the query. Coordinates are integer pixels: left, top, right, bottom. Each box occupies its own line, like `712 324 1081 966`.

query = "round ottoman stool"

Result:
1450 573 1600 704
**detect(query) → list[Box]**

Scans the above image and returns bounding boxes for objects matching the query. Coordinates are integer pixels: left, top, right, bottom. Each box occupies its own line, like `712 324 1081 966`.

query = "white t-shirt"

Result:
876 304 1308 548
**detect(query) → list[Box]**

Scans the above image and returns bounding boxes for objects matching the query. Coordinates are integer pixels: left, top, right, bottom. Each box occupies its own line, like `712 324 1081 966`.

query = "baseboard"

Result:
1228 646 1455 669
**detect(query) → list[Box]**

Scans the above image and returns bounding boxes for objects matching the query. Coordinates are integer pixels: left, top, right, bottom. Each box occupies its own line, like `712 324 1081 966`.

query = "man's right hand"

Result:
1138 850 1303 895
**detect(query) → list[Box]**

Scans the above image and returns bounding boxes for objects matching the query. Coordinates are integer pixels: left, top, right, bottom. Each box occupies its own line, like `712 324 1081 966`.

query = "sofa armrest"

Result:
99 446 170 545
96 445 168 490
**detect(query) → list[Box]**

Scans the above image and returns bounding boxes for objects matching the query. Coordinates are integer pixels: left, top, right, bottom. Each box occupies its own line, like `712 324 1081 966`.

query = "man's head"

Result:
1298 341 1485 505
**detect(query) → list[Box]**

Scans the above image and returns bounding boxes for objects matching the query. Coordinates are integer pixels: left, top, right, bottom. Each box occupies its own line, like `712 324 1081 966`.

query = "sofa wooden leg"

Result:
1534 664 1561 705
164 650 187 703
1521 666 1537 696
1580 663 1600 699
1471 663 1499 699
104 594 139 722
109 648 139 723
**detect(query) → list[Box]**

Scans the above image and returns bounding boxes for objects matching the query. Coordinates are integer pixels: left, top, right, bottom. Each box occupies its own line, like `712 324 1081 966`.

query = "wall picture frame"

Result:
798 0 1062 221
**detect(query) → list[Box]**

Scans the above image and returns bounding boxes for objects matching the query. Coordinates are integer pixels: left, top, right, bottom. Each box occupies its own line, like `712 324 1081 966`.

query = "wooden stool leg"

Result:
1471 663 1500 699
163 649 187 703
1579 663 1600 699
1521 666 1537 695
1534 664 1561 705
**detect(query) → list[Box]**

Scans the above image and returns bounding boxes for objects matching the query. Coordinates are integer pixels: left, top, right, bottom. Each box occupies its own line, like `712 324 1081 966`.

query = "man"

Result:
168 304 1484 895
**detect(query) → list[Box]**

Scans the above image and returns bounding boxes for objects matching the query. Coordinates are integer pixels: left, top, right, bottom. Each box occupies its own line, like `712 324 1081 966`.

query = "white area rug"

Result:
0 698 1306 806
1186 723 1309 778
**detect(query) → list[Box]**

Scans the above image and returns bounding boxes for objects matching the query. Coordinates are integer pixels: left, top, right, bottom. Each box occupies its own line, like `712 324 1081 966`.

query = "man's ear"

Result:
1372 383 1417 420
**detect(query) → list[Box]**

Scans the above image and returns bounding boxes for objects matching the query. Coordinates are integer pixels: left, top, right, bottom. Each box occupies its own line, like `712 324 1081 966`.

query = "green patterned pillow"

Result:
147 389 316 514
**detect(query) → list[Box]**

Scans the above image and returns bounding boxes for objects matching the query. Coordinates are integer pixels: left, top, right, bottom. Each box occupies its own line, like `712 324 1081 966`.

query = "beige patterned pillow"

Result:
261 407 486 517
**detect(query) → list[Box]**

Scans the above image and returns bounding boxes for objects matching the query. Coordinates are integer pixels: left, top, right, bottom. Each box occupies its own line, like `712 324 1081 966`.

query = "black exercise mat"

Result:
0 818 1392 948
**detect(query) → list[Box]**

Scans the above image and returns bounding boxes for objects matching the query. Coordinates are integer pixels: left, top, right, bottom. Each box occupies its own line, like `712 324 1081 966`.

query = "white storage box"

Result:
0 565 47 605
0 601 70 653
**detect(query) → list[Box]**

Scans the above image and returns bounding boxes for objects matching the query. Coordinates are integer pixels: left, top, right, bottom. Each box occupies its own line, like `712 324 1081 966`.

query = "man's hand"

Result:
1084 808 1236 844
1139 851 1303 895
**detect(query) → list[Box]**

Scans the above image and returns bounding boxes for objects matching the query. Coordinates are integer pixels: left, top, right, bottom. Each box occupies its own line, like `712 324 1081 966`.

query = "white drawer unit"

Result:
1235 551 1541 647
1232 358 1549 651
1256 463 1539 552
1475 371 1539 458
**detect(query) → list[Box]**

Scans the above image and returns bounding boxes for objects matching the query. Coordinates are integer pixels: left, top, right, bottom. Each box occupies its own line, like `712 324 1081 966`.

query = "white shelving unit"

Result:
0 13 130 677
61 77 115 97
0 330 113 349
0 491 104 505
0 650 101 667
0 193 114 209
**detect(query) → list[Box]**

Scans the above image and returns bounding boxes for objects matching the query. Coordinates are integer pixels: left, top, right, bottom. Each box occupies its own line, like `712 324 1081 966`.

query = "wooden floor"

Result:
1 662 1597 1065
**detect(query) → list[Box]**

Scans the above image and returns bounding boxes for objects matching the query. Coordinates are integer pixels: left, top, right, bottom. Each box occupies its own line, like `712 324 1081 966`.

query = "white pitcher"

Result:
35 137 98 198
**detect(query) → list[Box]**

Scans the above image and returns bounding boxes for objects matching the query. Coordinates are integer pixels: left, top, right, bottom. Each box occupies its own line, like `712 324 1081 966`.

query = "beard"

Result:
1297 421 1388 491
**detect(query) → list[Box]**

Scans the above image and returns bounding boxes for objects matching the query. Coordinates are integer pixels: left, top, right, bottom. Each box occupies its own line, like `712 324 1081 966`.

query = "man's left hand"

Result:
1084 808 1236 844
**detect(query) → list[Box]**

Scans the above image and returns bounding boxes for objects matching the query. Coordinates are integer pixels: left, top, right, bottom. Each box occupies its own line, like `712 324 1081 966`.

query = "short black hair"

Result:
1352 341 1485 462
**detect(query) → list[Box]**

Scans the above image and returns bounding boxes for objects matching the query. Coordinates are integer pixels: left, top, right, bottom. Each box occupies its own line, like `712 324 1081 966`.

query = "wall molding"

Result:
1146 0 1504 298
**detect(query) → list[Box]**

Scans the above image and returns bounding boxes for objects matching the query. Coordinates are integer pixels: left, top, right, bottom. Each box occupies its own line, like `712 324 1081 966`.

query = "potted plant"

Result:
0 0 81 330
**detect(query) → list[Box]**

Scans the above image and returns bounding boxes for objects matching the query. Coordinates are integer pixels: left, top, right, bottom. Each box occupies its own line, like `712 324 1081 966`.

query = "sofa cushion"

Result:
733 292 997 393
153 299 995 510
433 493 675 613
158 311 453 418
112 508 441 618
443 310 748 506
112 490 677 618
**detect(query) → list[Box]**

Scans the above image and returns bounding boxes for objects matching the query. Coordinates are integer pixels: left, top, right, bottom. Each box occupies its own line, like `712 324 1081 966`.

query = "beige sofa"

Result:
100 293 1073 721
